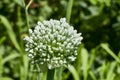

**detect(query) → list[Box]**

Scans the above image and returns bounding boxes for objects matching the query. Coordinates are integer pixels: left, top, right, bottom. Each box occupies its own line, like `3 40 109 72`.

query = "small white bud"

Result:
29 49 33 53
48 64 52 69
28 54 34 58
25 48 29 51
29 29 32 33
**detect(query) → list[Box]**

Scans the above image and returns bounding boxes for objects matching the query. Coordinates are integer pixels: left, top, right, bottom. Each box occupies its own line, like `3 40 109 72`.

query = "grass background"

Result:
0 0 120 80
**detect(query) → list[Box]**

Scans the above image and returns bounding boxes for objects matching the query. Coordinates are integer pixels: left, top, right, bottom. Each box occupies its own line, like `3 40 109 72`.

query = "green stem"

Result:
36 64 41 80
25 0 33 29
47 69 55 80
37 72 41 80
57 67 63 80
66 0 73 23
22 0 33 30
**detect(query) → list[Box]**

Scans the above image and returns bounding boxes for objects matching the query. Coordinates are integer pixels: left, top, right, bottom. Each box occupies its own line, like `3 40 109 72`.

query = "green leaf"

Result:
66 0 73 23
89 0 98 5
89 71 97 80
106 62 116 80
76 45 83 75
0 36 6 45
105 0 111 6
3 53 20 64
1 77 13 80
67 65 79 80
99 62 107 80
99 0 111 6
101 43 120 63
0 53 3 77
88 48 96 69
0 15 21 52
81 47 88 80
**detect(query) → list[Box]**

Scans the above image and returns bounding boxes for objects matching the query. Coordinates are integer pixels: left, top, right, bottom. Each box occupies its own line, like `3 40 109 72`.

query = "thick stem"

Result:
47 69 55 80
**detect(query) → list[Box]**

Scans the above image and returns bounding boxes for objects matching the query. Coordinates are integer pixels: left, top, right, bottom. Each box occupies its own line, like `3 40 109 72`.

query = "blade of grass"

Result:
0 15 21 52
89 71 97 80
88 47 98 69
101 43 120 63
0 53 3 78
81 47 88 80
17 6 24 50
106 62 116 80
66 0 73 23
1 77 13 80
99 62 106 80
67 65 79 80
75 45 83 80
3 53 20 64
0 36 6 45
76 45 82 73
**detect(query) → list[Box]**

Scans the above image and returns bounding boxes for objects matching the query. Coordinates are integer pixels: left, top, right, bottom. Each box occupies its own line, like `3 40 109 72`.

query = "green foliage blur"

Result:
0 0 120 80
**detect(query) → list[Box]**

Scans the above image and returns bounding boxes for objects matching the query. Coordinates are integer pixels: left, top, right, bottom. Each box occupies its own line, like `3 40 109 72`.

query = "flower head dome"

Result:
24 18 83 69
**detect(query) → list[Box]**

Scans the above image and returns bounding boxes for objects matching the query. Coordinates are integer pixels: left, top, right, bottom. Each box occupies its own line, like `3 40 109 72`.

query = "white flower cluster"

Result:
24 18 83 69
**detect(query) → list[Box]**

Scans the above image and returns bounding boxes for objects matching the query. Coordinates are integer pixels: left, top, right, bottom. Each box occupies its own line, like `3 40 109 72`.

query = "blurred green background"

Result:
0 0 120 80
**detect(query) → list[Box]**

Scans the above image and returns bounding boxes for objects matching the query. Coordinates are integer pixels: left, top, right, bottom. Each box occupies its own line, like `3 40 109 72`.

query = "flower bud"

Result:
24 18 83 69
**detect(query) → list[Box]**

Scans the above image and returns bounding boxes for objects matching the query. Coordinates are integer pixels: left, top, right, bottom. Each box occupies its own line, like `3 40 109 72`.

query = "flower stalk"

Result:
47 69 55 80
58 0 74 80
24 18 83 80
